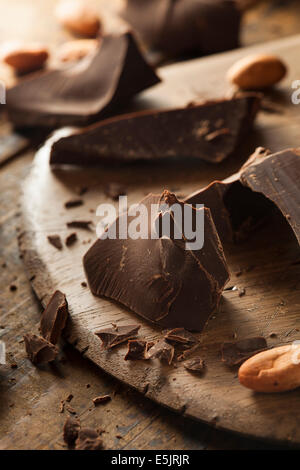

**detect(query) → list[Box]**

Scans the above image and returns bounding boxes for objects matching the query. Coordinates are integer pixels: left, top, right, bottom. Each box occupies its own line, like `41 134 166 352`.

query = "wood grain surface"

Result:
0 0 300 450
20 34 300 446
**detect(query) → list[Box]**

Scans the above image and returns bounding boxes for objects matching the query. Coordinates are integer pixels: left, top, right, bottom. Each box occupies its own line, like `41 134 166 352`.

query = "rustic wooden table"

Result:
0 0 299 450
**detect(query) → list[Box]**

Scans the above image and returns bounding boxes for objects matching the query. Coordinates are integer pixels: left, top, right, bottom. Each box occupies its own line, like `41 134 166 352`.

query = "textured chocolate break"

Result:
50 94 260 165
84 191 229 331
186 147 300 245
95 325 141 350
24 334 58 365
40 290 69 345
121 0 241 57
6 32 160 128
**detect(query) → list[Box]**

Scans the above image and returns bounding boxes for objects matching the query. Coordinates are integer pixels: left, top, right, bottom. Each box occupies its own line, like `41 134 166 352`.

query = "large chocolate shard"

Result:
84 191 229 331
186 147 300 245
6 32 160 129
40 290 69 344
121 0 241 57
50 94 260 165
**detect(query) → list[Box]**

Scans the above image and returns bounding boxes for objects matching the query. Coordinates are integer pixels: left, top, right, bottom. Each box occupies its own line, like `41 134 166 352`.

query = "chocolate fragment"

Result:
24 334 58 365
75 428 103 451
50 94 260 165
164 328 198 347
92 395 111 406
121 0 241 58
67 220 92 231
65 199 84 209
63 417 81 447
84 191 229 331
47 235 63 250
147 339 174 365
40 290 69 344
124 339 153 361
186 147 300 245
221 336 267 366
184 357 205 373
6 32 160 129
65 232 78 247
95 324 141 350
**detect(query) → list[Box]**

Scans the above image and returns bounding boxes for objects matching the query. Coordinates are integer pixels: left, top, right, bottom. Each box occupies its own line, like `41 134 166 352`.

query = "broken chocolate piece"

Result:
92 395 111 406
147 339 174 365
50 94 260 165
184 357 205 373
186 147 300 245
63 417 81 447
24 334 58 364
67 220 92 230
75 428 103 451
47 235 63 250
95 324 141 350
164 328 198 347
121 0 241 58
40 290 69 344
65 232 78 247
84 191 229 331
6 32 160 129
65 199 84 209
124 339 153 361
104 183 127 201
221 336 267 366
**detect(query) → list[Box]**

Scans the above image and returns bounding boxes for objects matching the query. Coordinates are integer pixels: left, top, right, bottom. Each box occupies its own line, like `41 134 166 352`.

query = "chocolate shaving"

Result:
124 339 154 361
95 324 141 350
40 290 69 344
164 328 199 347
92 395 111 406
67 220 92 231
65 233 78 247
184 357 206 373
24 334 58 365
47 235 63 250
63 417 81 447
147 339 174 365
75 428 103 451
65 199 84 209
221 336 267 366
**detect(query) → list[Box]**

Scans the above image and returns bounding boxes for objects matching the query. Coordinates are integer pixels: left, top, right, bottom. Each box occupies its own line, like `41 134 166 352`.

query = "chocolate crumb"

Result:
24 334 58 365
124 340 153 361
147 339 174 365
81 282 87 288
95 325 141 350
184 357 205 373
65 199 84 209
65 232 78 247
10 284 17 292
67 220 92 231
47 235 63 250
93 395 111 406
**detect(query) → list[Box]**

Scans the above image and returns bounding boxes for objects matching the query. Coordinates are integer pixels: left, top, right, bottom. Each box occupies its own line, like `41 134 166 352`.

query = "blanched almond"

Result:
238 344 300 393
227 54 287 90
57 39 99 63
55 0 101 38
1 42 48 73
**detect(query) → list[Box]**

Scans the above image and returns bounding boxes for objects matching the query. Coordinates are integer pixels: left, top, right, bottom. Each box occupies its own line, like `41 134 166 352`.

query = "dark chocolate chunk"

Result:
84 191 229 331
186 147 300 245
221 336 267 366
24 334 58 364
95 324 141 350
124 339 154 361
75 428 103 451
67 220 92 231
47 235 63 250
6 32 160 129
40 290 69 344
92 395 111 406
65 199 84 209
65 232 78 247
121 0 241 58
104 183 127 201
164 328 198 346
50 94 260 165
63 417 81 447
147 339 174 365
184 357 205 373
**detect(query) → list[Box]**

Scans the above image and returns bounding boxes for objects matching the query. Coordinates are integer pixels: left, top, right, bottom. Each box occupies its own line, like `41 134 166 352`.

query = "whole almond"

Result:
227 54 287 90
57 39 99 63
55 0 101 38
1 42 48 73
239 344 300 393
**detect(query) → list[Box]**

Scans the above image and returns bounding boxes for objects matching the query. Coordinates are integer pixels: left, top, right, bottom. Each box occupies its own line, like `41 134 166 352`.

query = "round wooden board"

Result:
20 36 300 446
